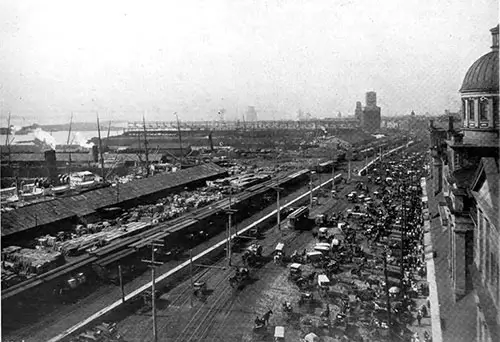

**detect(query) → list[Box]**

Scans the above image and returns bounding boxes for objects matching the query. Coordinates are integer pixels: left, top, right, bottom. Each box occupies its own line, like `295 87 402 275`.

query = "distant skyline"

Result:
1 0 498 126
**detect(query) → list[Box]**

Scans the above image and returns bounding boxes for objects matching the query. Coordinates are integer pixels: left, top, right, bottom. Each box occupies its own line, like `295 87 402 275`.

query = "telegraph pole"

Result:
225 187 237 266
141 241 164 342
118 264 125 302
309 171 316 210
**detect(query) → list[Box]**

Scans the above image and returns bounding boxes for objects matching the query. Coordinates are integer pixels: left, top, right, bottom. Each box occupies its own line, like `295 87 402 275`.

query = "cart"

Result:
317 274 331 295
193 281 207 297
274 326 285 342
289 263 302 281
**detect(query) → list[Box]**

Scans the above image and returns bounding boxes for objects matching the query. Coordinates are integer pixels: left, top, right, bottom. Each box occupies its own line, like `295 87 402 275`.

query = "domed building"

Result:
428 24 499 342
459 24 499 144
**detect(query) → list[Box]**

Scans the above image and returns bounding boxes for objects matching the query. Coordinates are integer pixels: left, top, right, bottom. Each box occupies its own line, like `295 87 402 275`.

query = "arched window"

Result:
469 99 475 121
479 98 489 121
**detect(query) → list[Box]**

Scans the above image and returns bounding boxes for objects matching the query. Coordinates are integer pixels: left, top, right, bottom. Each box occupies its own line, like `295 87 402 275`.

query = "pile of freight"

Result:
1 184 227 290
1 246 65 287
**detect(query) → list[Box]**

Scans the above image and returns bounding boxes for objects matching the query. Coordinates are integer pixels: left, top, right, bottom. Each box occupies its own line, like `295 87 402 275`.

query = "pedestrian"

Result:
417 310 423 326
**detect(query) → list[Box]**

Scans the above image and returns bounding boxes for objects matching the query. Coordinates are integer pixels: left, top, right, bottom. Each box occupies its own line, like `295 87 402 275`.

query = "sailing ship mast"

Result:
174 112 183 167
66 113 73 176
96 113 106 182
5 111 11 166
142 113 150 176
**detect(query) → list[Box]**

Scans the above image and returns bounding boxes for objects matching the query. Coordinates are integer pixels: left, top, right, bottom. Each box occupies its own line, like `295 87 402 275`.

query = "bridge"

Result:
125 118 360 132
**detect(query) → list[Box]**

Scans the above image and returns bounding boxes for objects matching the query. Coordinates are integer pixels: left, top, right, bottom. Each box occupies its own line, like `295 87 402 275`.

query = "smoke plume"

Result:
33 128 57 149
73 132 95 148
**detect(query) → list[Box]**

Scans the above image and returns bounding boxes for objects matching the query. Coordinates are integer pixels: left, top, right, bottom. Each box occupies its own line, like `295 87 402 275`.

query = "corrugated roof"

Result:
1 153 95 163
1 163 226 237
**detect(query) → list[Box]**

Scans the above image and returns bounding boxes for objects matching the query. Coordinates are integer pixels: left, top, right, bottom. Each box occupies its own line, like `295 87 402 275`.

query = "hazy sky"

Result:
0 0 498 125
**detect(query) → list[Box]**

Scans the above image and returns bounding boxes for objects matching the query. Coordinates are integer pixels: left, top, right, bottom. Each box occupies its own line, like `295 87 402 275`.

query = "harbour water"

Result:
0 130 124 147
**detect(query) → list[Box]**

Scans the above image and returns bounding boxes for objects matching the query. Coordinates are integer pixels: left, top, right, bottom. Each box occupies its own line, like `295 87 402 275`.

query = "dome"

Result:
459 51 499 93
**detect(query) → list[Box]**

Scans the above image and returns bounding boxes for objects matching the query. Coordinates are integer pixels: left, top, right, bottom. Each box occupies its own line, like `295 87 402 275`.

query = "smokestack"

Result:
448 116 454 132
44 149 57 184
208 132 214 152
90 146 99 162
429 119 434 129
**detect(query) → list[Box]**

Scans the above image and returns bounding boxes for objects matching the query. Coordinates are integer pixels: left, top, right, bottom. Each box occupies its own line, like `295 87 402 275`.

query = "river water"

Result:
0 130 124 147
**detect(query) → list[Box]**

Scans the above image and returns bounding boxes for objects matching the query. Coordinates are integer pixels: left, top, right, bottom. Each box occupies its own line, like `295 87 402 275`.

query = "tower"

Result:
246 106 258 122
360 91 381 132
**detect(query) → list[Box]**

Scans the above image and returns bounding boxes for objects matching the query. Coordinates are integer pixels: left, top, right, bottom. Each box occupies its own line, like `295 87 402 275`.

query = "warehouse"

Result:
1 163 227 245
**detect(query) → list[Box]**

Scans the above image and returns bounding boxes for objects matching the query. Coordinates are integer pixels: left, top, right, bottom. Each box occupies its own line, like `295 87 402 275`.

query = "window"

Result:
485 219 490 280
479 98 489 121
462 99 466 120
478 210 484 270
469 99 475 121
493 97 499 126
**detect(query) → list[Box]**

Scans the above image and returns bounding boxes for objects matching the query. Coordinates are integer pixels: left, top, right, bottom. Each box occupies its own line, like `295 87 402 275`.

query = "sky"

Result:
0 0 498 125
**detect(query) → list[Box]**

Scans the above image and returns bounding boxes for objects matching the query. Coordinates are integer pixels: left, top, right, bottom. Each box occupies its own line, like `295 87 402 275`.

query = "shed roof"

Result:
1 163 226 237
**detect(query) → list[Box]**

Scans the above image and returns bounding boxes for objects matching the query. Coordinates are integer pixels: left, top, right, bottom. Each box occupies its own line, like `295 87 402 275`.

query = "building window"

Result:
479 98 489 121
462 99 467 120
469 99 475 121
485 219 490 280
492 252 499 305
478 210 484 270
493 97 499 126
454 152 460 169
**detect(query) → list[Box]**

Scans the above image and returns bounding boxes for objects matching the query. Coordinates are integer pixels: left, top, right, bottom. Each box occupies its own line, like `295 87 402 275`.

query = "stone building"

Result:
429 24 499 342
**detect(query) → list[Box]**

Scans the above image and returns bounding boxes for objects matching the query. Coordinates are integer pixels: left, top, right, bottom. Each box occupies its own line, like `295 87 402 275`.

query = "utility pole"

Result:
141 242 164 342
118 264 125 302
96 112 106 182
225 186 237 266
309 171 316 210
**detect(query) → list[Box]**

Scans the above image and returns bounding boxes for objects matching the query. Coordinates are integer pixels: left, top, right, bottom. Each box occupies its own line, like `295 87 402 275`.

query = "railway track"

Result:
116 181 355 342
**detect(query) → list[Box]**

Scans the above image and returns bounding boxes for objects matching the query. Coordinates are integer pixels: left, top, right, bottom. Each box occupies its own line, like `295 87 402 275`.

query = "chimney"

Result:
491 25 499 51
44 149 58 184
429 119 434 129
448 116 454 132
208 132 214 152
89 145 99 162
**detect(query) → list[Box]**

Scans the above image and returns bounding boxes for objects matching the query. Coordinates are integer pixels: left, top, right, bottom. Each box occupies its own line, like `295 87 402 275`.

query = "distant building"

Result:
246 106 258 122
359 91 381 132
354 101 363 120
429 24 499 342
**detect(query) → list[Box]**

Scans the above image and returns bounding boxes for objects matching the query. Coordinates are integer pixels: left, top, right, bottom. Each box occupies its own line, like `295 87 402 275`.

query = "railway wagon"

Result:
287 206 313 230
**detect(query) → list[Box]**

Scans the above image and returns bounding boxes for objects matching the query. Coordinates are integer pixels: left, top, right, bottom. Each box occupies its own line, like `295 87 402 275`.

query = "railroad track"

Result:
163 193 351 342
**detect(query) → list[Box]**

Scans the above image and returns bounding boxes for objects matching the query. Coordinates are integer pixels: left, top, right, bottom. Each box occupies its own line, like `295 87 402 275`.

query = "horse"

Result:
262 309 273 325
